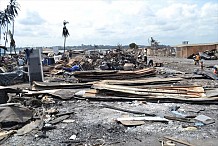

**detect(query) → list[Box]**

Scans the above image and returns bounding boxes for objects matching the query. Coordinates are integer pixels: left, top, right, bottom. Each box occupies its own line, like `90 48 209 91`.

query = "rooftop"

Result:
174 42 218 47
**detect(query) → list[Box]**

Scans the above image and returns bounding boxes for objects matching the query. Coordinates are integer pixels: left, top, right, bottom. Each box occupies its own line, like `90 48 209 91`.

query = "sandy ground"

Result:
3 56 218 146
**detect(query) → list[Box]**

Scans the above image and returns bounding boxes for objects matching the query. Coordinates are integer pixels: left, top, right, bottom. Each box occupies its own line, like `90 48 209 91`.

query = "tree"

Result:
129 43 138 49
9 30 16 55
94 45 98 51
117 43 122 50
0 9 11 55
150 37 159 48
8 0 20 35
0 0 19 56
0 10 11 28
62 20 70 53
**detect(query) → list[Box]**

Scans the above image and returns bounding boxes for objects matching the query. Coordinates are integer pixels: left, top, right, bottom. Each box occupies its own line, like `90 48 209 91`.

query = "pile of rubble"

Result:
0 55 28 86
0 48 218 146
51 48 150 74
188 49 218 60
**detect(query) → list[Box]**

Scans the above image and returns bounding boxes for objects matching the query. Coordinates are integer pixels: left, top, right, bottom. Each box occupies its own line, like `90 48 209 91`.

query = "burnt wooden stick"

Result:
163 136 194 146
102 103 156 116
164 116 194 123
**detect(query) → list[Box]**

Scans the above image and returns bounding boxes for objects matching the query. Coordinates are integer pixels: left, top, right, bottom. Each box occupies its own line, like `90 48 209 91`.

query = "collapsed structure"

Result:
0 45 218 145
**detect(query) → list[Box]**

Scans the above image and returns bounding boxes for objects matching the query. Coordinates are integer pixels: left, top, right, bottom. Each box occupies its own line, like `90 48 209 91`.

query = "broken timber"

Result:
74 77 216 102
24 89 79 100
73 68 156 82
93 83 205 98
33 81 94 90
100 77 183 85
102 104 156 116
116 116 169 122
74 89 218 103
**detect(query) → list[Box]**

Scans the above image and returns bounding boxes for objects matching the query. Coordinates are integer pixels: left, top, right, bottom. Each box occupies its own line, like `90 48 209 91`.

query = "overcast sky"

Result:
0 0 218 47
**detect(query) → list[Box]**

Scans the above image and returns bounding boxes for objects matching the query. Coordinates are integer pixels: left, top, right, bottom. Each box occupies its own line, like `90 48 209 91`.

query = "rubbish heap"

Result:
0 47 218 146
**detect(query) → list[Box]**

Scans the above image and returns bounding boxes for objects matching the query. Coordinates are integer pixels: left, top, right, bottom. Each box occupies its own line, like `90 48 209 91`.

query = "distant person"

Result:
61 54 68 63
194 54 200 65
18 57 25 66
213 65 218 76
148 59 153 67
69 50 73 59
200 60 204 70
24 48 30 64
144 56 147 65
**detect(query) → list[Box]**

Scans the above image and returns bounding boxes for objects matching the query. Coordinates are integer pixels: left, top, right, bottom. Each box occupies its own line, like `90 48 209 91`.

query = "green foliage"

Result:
0 0 20 27
62 20 70 37
62 20 69 52
117 43 122 49
62 26 69 37
129 43 138 49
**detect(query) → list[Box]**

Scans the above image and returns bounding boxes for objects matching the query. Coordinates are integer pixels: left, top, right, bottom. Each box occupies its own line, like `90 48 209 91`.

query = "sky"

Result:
0 0 218 47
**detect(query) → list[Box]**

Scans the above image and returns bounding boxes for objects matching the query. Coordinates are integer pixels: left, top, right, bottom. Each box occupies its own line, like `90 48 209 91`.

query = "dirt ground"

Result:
3 56 218 146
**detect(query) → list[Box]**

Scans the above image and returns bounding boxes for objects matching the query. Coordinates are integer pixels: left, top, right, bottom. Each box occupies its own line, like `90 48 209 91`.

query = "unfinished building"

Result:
175 43 218 58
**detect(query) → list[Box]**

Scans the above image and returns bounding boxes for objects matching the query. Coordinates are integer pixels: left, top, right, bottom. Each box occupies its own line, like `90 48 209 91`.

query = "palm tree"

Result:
62 20 70 53
5 0 19 55
9 30 16 55
8 0 20 35
0 10 11 56
0 0 19 55
0 12 3 49
0 11 11 30
3 7 11 55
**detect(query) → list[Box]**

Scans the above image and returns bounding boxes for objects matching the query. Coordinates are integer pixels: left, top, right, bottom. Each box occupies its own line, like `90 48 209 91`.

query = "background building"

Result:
175 43 218 58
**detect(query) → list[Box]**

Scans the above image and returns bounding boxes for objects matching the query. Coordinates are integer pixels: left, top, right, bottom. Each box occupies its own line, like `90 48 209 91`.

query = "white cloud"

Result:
19 11 45 25
0 0 217 47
